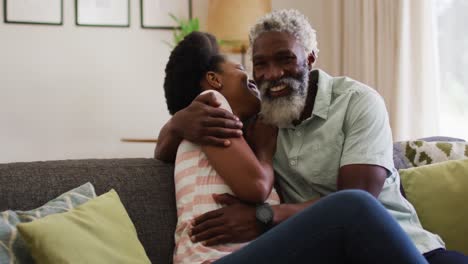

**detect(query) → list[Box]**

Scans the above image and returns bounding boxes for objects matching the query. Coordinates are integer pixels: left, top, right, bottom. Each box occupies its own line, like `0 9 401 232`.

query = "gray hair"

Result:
249 9 319 57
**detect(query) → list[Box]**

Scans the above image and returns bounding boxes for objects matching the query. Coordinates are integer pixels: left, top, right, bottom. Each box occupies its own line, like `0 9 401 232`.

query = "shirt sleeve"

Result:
339 89 395 173
199 90 233 113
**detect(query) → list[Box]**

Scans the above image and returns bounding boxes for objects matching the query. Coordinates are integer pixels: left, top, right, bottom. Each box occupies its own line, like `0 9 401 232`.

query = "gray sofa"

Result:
0 137 464 263
0 158 176 264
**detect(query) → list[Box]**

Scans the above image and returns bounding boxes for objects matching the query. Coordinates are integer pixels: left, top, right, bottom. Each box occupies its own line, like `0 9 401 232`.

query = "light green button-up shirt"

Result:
273 69 445 253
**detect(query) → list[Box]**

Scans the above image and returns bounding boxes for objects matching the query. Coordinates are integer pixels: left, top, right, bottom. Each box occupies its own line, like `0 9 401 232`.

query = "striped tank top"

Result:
173 90 280 264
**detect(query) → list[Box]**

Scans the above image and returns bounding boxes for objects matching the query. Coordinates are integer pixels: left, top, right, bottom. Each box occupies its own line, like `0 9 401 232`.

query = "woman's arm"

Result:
202 118 277 204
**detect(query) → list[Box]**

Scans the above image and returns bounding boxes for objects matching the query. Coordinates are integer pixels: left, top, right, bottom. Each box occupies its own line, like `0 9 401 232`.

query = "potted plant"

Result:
164 14 200 48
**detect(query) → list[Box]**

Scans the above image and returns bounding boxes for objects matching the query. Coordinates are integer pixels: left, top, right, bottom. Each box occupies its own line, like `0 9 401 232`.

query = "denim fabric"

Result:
215 190 428 264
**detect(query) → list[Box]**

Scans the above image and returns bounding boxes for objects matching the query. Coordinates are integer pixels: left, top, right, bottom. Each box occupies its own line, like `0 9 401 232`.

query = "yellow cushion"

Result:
17 189 151 264
400 159 468 254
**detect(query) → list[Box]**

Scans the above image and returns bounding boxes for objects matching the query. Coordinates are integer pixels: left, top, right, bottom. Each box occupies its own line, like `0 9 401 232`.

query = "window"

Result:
434 0 468 139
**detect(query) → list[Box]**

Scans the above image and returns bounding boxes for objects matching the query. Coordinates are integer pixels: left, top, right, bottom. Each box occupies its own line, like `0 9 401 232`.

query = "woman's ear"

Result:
205 71 223 90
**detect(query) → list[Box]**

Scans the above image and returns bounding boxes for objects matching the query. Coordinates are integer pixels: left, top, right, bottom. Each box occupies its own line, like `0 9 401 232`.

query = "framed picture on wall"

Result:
141 0 192 29
4 0 63 25
76 0 130 27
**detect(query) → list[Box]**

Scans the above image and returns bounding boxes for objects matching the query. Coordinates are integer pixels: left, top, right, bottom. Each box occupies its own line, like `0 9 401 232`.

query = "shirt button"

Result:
290 159 297 166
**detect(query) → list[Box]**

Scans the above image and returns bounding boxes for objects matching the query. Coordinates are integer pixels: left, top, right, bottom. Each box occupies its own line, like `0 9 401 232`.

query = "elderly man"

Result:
156 9 467 264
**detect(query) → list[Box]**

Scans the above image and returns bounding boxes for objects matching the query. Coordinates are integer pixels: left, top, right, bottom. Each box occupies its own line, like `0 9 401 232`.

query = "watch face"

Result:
256 205 273 224
258 208 270 220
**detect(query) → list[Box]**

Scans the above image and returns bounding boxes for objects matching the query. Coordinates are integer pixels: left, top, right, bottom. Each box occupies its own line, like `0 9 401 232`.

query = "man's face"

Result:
252 31 313 127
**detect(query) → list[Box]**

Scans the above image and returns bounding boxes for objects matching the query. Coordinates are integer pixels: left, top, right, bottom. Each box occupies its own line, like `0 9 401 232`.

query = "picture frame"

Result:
141 0 192 30
75 0 130 27
4 0 63 25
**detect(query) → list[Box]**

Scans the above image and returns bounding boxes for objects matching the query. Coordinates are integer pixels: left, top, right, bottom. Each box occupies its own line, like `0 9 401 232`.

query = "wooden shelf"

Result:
121 138 158 143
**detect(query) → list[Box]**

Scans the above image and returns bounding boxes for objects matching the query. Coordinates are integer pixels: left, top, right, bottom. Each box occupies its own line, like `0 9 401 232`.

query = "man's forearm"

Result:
272 198 319 226
154 121 182 162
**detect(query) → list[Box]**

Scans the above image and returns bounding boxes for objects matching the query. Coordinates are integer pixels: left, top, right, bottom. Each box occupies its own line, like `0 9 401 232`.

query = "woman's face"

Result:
217 60 261 120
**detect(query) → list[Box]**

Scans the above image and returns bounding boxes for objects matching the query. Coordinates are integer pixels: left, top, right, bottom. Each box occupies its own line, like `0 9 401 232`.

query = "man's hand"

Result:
173 92 243 147
155 92 244 162
190 193 262 246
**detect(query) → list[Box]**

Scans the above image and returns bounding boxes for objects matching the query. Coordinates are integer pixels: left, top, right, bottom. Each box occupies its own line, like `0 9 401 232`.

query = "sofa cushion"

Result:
400 159 468 254
18 189 151 264
0 158 177 264
0 182 95 264
393 139 467 170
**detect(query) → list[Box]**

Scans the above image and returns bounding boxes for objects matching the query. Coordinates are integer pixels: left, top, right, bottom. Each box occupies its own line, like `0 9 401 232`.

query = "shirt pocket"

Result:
299 138 343 187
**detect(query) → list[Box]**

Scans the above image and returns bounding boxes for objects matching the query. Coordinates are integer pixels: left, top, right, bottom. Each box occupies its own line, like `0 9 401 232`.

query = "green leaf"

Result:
163 13 200 48
162 40 174 49
169 13 181 24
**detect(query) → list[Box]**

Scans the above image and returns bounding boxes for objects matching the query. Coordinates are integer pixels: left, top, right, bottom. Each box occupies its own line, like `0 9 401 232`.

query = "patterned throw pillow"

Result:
0 182 96 264
396 140 468 169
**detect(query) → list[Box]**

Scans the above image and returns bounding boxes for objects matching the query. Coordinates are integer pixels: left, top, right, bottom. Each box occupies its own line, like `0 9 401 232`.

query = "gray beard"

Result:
258 68 310 128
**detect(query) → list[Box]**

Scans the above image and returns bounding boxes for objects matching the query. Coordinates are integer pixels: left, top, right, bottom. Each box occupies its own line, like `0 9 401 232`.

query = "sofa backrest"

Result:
0 158 176 264
1 137 464 263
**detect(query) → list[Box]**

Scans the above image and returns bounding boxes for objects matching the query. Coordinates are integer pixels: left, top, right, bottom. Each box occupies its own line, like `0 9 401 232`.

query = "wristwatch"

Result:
255 203 274 231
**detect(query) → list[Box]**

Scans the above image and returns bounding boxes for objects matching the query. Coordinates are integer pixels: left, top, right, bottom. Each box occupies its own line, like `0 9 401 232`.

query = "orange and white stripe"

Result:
172 91 280 264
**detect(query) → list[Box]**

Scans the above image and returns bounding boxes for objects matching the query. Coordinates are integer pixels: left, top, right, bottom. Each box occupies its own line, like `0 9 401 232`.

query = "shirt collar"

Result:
310 69 333 121
281 69 334 129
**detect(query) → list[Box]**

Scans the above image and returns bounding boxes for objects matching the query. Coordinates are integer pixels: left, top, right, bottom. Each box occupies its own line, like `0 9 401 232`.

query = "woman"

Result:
164 31 280 264
163 32 428 264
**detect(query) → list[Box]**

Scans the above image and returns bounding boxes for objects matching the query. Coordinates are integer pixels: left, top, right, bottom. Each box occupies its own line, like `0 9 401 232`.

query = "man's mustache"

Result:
258 76 301 92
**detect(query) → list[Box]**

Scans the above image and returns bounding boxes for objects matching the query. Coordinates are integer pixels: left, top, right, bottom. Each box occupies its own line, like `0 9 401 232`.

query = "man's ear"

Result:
307 52 316 70
205 71 223 90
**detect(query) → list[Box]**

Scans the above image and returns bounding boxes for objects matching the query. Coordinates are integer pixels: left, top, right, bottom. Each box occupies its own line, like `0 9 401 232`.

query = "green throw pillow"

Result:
0 182 96 264
400 159 468 254
17 189 151 264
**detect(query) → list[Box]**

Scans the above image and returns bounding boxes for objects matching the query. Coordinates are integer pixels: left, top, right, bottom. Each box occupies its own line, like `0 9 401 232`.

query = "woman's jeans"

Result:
214 190 428 264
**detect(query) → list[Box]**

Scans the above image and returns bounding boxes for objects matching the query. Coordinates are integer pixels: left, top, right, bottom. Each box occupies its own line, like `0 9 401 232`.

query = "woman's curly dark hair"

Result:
164 31 225 115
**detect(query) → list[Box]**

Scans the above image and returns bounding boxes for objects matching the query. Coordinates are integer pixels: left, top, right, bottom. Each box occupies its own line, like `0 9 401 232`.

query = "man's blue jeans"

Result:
214 190 428 264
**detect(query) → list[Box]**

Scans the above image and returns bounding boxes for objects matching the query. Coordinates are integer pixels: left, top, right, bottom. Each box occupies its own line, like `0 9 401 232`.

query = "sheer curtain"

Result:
434 0 468 139
395 0 440 140
294 0 440 140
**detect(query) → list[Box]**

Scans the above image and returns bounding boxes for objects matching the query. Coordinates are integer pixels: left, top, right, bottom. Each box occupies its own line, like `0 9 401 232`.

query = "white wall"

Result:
0 0 313 163
0 1 182 163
